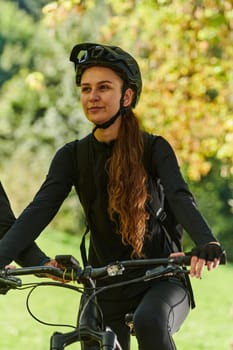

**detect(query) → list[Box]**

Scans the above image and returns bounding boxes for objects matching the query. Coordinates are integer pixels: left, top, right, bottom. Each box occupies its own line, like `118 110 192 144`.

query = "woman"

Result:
0 43 223 350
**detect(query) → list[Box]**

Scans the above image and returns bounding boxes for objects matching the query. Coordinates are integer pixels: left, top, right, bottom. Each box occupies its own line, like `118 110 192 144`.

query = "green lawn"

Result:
0 230 232 350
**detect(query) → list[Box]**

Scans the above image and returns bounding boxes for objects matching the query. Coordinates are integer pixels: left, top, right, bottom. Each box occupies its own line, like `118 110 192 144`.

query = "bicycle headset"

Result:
69 42 142 130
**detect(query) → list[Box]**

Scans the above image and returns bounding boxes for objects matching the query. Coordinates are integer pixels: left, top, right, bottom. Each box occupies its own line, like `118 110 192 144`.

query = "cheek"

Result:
80 95 87 109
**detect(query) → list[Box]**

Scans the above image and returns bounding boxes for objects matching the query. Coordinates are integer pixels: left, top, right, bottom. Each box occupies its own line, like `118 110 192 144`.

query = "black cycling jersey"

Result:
0 132 216 267
0 182 49 266
0 182 15 237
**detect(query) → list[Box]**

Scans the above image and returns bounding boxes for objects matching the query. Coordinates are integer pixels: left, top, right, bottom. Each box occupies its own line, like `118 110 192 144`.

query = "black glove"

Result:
191 243 225 262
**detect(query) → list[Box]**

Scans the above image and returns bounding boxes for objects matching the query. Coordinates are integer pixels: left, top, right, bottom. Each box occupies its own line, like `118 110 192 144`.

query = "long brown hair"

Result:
107 110 149 257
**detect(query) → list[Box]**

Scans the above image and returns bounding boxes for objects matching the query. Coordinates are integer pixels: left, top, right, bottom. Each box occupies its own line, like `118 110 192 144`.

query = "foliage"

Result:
0 0 110 158
188 159 233 260
0 1 34 86
0 0 106 220
0 0 232 251
12 0 51 19
1 1 82 152
44 0 233 180
105 0 233 181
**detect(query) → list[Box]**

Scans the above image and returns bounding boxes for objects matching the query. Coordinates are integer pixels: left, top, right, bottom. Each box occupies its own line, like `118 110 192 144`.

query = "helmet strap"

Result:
92 108 121 132
92 83 128 133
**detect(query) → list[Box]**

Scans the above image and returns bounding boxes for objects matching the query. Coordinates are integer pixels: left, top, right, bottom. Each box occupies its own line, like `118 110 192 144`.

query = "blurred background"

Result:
0 0 232 349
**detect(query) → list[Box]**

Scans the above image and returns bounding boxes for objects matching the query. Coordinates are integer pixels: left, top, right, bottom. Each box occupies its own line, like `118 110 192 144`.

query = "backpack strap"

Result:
75 134 94 215
143 132 184 252
146 179 182 252
80 224 90 267
75 134 94 266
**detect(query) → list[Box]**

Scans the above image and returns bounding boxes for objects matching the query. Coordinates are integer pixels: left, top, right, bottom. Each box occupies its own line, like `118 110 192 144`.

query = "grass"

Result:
174 266 233 350
0 230 232 350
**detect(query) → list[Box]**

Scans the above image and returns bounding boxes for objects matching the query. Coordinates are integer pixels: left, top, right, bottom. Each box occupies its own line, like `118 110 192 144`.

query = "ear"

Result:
123 88 134 107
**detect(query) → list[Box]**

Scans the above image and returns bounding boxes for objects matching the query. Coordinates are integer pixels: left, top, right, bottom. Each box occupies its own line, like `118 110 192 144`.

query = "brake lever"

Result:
0 275 22 295
143 264 183 282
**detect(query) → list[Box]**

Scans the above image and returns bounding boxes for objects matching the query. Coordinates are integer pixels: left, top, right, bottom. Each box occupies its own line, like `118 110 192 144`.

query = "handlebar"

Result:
0 252 226 294
0 255 189 292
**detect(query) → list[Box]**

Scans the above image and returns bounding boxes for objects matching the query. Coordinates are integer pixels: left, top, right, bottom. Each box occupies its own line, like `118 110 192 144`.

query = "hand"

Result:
190 242 224 278
43 259 68 283
44 259 61 269
5 264 17 269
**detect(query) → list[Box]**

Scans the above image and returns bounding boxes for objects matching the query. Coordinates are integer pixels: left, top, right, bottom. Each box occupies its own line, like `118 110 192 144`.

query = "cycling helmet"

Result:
70 42 142 107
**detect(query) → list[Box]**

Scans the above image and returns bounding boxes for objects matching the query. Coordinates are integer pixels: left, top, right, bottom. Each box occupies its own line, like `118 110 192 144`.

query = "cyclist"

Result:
0 43 224 350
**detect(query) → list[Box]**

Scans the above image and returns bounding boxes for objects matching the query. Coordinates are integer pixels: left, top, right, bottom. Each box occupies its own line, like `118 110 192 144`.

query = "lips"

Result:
88 106 103 113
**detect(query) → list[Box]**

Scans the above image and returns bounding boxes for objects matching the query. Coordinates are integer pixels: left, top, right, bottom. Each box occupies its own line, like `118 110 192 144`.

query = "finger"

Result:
191 257 212 278
190 256 198 277
169 252 185 258
44 259 58 267
5 265 17 269
207 260 214 271
45 274 68 283
194 258 205 278
207 258 220 271
212 258 220 269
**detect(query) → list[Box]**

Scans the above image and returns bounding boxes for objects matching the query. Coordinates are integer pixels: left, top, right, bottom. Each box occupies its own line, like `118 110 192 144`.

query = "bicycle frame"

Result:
50 275 122 350
0 254 225 350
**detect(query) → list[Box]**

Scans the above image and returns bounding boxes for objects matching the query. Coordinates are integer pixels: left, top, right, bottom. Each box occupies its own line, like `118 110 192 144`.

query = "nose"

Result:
88 88 100 102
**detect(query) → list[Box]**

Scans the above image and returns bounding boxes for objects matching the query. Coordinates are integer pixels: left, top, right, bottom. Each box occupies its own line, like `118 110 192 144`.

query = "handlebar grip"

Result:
172 250 227 266
171 255 191 266
220 251 227 265
175 251 227 266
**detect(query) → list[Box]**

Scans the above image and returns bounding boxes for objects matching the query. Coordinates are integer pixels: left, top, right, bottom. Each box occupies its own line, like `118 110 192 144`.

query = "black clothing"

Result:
0 181 49 266
0 132 216 267
0 132 218 350
98 278 190 350
0 182 15 236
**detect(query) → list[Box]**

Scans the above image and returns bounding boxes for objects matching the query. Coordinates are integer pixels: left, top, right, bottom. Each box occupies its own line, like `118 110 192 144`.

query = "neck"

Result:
93 116 122 143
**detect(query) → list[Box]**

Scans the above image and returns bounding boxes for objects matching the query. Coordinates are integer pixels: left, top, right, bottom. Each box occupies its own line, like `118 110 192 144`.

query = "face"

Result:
80 66 133 125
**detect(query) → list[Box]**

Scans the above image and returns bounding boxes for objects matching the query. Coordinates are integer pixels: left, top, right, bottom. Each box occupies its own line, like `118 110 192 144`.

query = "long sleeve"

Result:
0 182 15 237
0 182 49 266
150 136 217 246
0 144 76 267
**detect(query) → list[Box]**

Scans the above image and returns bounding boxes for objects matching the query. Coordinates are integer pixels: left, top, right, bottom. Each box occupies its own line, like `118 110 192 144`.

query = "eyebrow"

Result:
80 80 113 86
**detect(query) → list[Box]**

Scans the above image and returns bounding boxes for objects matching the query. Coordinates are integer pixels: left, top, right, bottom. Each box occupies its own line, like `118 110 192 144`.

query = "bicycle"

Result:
0 253 226 350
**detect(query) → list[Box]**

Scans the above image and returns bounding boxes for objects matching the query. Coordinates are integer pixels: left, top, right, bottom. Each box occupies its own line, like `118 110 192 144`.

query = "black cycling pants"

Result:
98 278 190 350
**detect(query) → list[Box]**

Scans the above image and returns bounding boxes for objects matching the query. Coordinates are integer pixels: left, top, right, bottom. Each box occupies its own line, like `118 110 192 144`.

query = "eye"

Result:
99 84 110 91
81 86 91 93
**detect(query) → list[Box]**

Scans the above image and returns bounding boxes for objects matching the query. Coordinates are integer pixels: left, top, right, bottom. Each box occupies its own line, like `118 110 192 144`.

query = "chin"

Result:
89 117 109 124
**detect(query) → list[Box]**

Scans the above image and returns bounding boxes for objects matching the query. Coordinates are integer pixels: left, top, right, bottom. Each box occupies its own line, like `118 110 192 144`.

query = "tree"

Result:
0 0 35 86
12 0 51 19
0 0 111 158
189 159 233 259
43 0 233 180
0 0 109 230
